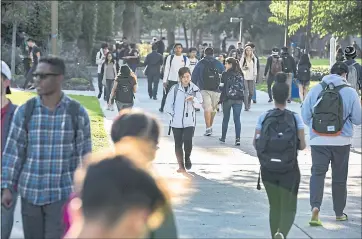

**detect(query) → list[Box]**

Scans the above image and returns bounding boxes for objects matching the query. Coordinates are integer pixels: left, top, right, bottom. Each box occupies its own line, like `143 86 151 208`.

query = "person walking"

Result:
296 53 312 102
254 72 306 239
263 48 282 102
246 42 260 104
159 43 190 113
165 67 203 173
23 38 41 90
344 46 362 96
101 52 118 111
109 65 138 111
96 43 109 99
144 44 163 100
125 43 140 72
280 46 297 103
218 57 244 146
1 61 18 239
192 47 225 136
301 61 361 226
1 56 92 239
240 45 257 111
156 37 166 56
188 47 199 74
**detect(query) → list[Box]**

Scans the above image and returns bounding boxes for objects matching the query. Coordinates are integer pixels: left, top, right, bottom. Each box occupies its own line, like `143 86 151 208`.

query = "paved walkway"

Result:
9 78 361 238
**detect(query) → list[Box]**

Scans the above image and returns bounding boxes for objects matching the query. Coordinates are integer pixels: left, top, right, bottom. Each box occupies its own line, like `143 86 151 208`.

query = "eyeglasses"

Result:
33 73 60 80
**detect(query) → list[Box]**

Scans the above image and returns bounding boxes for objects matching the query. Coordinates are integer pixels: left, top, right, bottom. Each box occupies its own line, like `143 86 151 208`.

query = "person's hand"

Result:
1 189 13 208
185 96 194 102
163 82 167 89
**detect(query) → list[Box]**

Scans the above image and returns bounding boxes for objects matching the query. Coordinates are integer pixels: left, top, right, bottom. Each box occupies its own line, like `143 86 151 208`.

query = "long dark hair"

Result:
105 52 115 65
225 57 243 76
272 73 289 105
298 53 311 67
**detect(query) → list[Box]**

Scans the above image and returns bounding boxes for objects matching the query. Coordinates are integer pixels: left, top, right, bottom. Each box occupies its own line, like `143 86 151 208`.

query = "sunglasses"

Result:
33 73 60 80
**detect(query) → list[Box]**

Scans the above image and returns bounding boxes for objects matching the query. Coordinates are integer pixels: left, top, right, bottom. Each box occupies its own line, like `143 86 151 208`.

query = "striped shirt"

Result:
1 94 92 206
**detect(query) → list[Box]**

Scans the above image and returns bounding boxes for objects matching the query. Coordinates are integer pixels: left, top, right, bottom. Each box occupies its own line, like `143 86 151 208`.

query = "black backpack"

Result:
282 55 293 73
255 109 298 173
202 59 221 91
297 65 310 82
116 76 134 103
225 73 244 100
312 82 348 136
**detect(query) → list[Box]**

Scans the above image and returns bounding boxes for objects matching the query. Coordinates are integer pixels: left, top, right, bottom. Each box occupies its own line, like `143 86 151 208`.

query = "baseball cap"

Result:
1 61 12 94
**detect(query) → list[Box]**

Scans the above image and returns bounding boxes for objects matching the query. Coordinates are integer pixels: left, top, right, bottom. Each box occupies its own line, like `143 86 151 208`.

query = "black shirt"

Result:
31 46 41 68
127 49 140 65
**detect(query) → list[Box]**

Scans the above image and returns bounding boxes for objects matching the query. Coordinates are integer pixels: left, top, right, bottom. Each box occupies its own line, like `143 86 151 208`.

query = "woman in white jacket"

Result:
165 67 203 173
240 45 258 111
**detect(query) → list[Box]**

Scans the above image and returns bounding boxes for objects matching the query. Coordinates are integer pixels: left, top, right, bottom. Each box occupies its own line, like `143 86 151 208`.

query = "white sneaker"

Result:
110 105 114 111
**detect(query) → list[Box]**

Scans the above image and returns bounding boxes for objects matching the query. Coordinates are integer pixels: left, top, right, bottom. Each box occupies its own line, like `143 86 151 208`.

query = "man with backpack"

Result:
192 47 225 136
344 46 362 96
280 47 297 103
1 56 92 239
301 62 361 226
263 48 282 102
96 43 109 99
159 43 190 113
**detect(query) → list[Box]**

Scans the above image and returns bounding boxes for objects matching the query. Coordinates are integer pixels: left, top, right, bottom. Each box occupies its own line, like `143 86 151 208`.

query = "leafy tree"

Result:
269 0 361 38
79 1 98 60
96 1 115 42
58 1 83 42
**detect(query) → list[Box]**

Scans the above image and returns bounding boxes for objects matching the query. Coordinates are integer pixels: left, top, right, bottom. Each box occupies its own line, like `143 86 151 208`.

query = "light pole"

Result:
230 17 243 45
51 1 58 55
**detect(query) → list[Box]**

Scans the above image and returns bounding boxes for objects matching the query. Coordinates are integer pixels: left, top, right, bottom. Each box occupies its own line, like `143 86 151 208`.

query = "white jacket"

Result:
96 49 106 73
240 56 258 81
165 82 203 128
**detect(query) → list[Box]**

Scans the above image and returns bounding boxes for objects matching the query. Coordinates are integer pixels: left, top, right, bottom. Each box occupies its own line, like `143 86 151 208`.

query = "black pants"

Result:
172 127 194 168
148 74 160 98
262 167 300 238
267 75 275 100
97 73 103 95
105 79 114 103
160 81 178 111
23 66 35 89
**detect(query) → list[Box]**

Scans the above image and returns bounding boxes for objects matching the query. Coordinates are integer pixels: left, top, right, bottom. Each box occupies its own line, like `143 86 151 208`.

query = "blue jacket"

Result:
301 74 361 145
1 101 17 154
191 56 225 91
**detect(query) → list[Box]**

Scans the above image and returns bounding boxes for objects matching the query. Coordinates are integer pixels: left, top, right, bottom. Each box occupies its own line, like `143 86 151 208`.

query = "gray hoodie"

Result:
165 82 203 128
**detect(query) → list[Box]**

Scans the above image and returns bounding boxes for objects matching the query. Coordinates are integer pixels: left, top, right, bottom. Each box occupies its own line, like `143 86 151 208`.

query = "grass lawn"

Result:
255 80 319 103
8 91 109 152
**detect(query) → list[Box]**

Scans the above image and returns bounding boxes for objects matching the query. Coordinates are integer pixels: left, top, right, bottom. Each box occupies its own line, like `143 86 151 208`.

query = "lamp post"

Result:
330 36 336 68
51 1 58 55
230 17 243 45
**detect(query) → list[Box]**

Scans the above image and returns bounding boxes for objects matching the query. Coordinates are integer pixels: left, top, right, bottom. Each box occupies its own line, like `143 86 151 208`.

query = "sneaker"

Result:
185 157 192 170
219 138 225 143
204 128 212 136
274 232 284 239
110 105 114 111
27 85 35 90
253 100 257 103
153 97 157 100
159 108 164 113
268 99 273 103
287 99 291 103
97 93 102 99
235 138 240 146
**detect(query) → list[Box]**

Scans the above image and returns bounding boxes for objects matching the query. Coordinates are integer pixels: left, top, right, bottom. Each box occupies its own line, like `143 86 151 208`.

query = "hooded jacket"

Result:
301 74 361 146
165 82 203 128
191 56 225 91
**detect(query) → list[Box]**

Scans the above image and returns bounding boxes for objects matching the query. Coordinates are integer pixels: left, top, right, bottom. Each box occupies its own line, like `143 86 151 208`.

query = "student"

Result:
280 47 297 103
144 44 163 100
218 57 244 146
101 52 118 110
344 46 362 95
188 47 199 74
159 43 190 113
192 47 225 136
96 43 109 99
64 151 167 239
1 61 18 239
109 65 138 111
296 54 312 102
165 67 203 173
64 110 178 239
240 45 257 111
263 48 282 102
254 72 306 239
301 61 361 226
1 56 92 239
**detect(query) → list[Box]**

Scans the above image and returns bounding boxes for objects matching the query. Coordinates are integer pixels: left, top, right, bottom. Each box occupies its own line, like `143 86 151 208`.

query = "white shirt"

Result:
96 49 106 73
163 55 190 83
240 56 258 81
189 58 199 74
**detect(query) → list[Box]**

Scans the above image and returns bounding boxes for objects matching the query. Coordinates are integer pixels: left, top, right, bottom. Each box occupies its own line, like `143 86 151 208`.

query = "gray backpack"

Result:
346 62 359 91
312 82 349 136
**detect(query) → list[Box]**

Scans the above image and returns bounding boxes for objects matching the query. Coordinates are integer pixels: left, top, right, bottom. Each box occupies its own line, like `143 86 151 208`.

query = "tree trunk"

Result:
212 31 221 52
134 4 141 42
122 2 137 42
192 28 198 47
305 0 313 53
197 28 203 46
11 20 18 75
182 22 188 49
167 28 175 51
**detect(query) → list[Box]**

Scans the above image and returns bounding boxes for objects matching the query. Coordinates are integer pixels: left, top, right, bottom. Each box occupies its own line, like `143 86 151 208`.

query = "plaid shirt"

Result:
1 94 92 206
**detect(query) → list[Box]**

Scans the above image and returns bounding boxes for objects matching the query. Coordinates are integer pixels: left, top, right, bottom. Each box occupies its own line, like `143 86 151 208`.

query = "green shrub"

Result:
69 78 89 85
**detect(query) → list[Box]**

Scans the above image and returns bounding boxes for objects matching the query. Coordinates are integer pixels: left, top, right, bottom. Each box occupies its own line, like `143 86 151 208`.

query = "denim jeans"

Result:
1 192 18 239
221 100 242 139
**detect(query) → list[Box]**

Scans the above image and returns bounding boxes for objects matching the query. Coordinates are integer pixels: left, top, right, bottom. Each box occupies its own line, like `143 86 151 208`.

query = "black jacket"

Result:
219 69 244 103
281 53 297 75
264 55 280 77
156 40 165 55
144 50 163 76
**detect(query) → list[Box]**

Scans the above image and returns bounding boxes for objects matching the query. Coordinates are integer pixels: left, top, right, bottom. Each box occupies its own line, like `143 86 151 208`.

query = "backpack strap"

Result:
183 55 187 66
67 100 80 137
166 55 175 81
24 97 37 133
